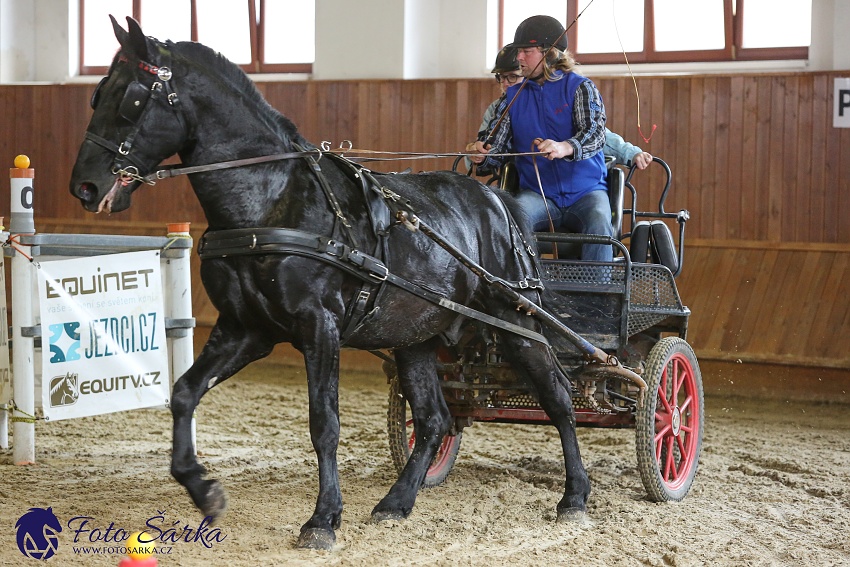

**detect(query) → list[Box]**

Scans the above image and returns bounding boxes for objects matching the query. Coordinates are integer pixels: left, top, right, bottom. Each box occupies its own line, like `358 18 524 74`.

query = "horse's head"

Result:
70 16 190 213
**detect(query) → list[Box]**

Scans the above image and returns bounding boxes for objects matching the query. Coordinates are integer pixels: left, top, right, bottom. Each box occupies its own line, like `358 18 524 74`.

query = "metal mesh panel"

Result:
541 260 686 337
542 262 625 286
627 264 685 335
486 392 538 408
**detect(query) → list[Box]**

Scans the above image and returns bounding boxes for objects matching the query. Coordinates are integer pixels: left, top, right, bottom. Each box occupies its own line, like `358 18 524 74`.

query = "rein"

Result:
138 145 547 185
141 149 322 184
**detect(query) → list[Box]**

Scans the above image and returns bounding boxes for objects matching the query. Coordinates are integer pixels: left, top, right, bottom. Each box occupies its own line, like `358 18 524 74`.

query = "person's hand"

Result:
534 138 573 160
465 140 491 164
632 151 653 170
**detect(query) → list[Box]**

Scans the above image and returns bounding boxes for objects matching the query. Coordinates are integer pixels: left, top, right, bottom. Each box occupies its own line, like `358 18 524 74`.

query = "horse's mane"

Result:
170 40 309 147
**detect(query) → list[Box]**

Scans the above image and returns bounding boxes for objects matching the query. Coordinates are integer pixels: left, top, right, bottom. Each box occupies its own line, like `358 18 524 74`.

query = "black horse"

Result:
69 16 590 549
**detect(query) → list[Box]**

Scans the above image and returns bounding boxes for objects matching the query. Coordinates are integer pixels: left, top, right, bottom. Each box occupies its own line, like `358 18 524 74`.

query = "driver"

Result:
467 15 615 262
467 48 652 177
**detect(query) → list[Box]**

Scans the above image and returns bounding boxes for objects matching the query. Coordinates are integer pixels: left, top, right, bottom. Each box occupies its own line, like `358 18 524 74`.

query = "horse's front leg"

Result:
171 320 274 522
295 320 345 551
371 339 451 522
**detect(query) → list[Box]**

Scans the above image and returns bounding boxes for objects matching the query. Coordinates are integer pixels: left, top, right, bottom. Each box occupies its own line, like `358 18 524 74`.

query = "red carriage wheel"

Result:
387 374 461 487
636 337 704 501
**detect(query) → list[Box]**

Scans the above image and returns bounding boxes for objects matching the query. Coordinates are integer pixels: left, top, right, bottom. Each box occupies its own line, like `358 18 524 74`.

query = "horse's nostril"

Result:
77 182 97 203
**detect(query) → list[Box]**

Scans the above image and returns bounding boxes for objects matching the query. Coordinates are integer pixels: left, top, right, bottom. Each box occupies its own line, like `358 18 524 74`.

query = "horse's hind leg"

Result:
170 321 274 522
371 339 451 522
500 335 591 519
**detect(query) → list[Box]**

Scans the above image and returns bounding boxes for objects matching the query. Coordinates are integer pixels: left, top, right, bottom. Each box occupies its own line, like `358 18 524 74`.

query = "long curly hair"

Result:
539 47 581 81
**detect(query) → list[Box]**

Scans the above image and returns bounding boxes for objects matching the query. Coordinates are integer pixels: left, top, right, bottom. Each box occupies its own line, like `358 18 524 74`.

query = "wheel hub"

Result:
671 406 682 436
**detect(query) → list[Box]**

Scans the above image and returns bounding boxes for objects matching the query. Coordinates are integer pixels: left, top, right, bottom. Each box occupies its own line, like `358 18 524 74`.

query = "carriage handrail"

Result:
625 157 672 215
622 157 689 278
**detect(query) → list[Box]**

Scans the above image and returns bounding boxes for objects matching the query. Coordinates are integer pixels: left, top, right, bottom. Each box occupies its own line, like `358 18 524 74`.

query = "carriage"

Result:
384 157 704 502
70 17 703 549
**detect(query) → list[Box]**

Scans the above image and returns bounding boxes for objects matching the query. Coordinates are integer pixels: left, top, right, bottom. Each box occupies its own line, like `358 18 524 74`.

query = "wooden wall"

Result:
1 70 848 369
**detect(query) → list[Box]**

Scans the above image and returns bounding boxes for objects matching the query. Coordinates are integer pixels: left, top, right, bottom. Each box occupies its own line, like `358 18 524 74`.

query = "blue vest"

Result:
507 71 607 208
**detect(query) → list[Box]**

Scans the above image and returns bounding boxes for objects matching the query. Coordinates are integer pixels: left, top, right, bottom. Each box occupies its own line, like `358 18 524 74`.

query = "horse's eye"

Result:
90 76 109 109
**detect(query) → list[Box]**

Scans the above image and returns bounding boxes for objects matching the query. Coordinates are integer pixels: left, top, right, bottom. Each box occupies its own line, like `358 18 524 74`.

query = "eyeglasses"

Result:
495 73 523 85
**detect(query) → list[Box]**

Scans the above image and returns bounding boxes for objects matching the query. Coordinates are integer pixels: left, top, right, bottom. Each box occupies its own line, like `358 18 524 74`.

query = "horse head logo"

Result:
15 507 62 560
49 372 80 407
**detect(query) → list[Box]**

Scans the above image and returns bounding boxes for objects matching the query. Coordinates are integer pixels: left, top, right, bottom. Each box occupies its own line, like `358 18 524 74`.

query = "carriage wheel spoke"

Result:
675 432 687 459
663 437 677 481
657 383 673 413
406 418 416 451
671 361 682 400
654 424 671 460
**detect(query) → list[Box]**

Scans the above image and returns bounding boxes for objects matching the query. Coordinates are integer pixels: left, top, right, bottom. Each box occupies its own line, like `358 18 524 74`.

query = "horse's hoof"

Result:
556 508 592 526
296 528 335 550
370 510 406 523
201 481 228 522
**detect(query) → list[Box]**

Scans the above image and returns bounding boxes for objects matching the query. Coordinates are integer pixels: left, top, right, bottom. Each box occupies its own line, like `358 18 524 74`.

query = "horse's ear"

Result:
110 14 129 48
125 17 149 58
111 15 150 61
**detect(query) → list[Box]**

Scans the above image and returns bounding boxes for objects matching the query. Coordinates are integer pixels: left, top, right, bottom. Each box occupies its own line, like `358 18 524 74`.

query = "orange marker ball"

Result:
14 155 30 169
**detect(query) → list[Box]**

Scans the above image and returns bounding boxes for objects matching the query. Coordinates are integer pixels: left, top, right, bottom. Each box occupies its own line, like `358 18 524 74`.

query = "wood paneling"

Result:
1 71 848 368
677 241 850 368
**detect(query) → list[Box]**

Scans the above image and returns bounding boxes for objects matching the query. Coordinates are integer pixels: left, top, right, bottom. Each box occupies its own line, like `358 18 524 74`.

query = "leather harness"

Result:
197 150 548 346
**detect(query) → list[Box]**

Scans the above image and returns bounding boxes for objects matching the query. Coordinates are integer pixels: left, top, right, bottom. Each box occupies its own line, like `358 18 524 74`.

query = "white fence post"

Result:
10 155 36 464
164 222 194 382
0 229 8 449
164 222 196 450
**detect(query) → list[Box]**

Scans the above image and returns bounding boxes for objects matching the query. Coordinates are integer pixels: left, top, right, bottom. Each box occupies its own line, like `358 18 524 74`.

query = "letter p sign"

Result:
835 78 850 128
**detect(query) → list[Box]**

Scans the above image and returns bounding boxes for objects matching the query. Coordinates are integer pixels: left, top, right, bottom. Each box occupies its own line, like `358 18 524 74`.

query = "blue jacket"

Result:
507 71 607 208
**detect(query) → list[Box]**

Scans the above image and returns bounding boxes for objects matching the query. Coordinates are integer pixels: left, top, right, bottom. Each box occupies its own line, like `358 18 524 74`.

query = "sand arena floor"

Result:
1 360 848 566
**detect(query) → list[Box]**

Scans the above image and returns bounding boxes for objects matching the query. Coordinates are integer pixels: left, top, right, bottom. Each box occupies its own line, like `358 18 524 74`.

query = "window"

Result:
499 0 811 64
80 0 315 75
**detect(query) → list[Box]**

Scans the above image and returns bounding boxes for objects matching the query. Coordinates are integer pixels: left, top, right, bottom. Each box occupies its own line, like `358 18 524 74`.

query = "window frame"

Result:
498 0 809 65
79 0 314 76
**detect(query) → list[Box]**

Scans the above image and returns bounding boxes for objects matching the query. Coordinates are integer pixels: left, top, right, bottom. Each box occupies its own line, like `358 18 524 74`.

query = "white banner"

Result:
37 251 169 421
0 251 11 407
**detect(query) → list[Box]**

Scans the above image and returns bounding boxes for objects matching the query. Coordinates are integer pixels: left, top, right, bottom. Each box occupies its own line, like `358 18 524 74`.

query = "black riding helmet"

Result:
513 15 568 51
491 45 519 74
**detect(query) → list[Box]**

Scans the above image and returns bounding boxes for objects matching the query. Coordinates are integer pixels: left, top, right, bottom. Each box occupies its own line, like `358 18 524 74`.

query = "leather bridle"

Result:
85 52 188 187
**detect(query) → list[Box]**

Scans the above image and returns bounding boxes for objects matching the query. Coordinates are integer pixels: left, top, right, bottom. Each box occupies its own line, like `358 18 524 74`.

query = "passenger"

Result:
463 45 523 172
604 130 653 170
467 15 617 262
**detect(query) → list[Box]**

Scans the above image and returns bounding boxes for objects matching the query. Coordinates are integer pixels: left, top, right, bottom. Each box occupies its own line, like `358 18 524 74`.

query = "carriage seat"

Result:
628 220 679 274
533 163 625 258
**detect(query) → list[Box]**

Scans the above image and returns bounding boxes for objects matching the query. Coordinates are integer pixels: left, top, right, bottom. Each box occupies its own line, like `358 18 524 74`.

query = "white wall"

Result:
315 0 491 80
404 0 491 79
33 0 74 82
0 0 848 83
313 0 407 80
0 0 35 83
